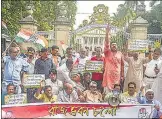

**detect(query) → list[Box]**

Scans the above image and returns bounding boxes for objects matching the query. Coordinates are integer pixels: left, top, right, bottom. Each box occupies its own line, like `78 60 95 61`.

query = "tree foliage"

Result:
2 0 77 37
111 4 136 28
142 2 162 34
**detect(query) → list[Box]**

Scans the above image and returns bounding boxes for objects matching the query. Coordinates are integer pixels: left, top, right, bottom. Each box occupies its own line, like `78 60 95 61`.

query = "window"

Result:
94 37 98 45
99 37 104 45
84 37 88 44
89 37 93 44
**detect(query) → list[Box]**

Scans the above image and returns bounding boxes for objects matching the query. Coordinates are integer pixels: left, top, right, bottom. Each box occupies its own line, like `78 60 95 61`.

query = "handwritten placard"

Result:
85 60 103 73
71 64 85 76
23 74 45 88
128 39 148 51
4 93 27 105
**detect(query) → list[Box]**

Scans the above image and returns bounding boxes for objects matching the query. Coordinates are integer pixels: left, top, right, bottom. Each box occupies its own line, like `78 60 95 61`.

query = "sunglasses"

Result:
90 86 97 88
128 87 135 89
12 51 19 53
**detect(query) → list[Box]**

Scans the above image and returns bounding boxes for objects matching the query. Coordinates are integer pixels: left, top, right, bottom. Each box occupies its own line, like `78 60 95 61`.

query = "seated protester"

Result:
45 68 63 95
57 59 76 87
34 85 57 103
57 82 78 102
79 81 102 103
104 84 122 102
137 87 162 118
2 83 16 105
61 47 78 65
81 72 92 90
121 82 138 104
71 73 85 96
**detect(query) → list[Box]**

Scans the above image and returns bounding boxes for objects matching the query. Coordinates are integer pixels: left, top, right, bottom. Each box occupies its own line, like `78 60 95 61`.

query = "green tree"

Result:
2 0 77 36
111 4 136 27
142 2 162 33
2 0 27 37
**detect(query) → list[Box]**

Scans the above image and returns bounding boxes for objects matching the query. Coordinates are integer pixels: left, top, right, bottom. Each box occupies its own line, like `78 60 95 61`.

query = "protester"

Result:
144 48 162 90
2 46 29 94
45 68 63 95
34 48 55 79
49 45 61 68
91 51 96 57
34 85 57 103
71 73 85 94
123 52 129 79
104 84 122 102
151 66 162 104
57 59 76 87
81 72 92 90
137 88 162 118
123 51 151 92
2 83 16 105
35 50 40 59
121 82 138 104
76 47 91 65
102 26 124 93
57 82 78 102
25 47 36 74
61 47 78 65
80 81 103 103
91 47 104 93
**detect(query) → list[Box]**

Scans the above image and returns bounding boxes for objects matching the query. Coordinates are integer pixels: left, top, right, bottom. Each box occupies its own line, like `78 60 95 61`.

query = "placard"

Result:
23 74 45 88
4 93 27 105
85 60 103 73
128 39 148 51
71 64 85 76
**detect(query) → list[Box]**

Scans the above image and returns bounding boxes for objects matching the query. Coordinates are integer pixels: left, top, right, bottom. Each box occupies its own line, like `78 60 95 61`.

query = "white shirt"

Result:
75 53 80 58
57 89 78 102
45 79 63 95
57 63 76 87
145 58 162 77
61 56 78 66
24 58 36 74
48 54 61 68
78 56 91 65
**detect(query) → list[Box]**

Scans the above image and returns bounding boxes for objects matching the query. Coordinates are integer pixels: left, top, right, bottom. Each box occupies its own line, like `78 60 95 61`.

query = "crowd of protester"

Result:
2 26 162 118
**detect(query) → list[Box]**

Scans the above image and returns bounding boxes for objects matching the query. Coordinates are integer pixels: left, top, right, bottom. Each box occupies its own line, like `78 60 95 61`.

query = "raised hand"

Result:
140 86 145 92
105 25 111 43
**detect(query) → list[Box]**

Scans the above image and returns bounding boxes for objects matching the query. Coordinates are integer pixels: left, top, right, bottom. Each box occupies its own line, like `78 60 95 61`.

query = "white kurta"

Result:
124 57 146 92
144 58 162 90
152 66 162 104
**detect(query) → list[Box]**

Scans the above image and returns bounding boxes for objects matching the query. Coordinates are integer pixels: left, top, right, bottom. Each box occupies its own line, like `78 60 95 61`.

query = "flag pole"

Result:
2 20 17 55
2 38 16 56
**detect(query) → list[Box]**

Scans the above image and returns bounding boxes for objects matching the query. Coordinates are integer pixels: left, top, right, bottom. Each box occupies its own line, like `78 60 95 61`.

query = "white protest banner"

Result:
128 39 148 51
85 60 103 73
23 74 45 88
2 103 154 118
4 93 27 105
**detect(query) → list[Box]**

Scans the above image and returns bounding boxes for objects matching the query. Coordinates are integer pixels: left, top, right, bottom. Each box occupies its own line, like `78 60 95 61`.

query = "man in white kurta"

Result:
144 48 162 90
124 52 149 92
152 66 162 104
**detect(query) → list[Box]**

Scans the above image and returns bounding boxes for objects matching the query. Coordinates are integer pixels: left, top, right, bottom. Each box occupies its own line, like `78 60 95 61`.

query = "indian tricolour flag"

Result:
15 29 34 43
35 35 48 48
60 41 69 54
